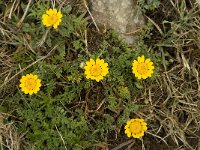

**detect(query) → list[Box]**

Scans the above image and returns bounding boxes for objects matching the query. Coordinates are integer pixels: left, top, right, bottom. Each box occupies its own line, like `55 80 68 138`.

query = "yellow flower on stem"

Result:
42 8 62 29
125 118 147 138
84 58 109 82
132 55 154 79
19 74 42 95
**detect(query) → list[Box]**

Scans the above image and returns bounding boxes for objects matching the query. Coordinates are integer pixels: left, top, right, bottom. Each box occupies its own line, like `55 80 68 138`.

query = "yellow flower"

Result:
84 58 109 82
42 8 62 29
19 74 42 95
132 55 154 79
125 118 147 138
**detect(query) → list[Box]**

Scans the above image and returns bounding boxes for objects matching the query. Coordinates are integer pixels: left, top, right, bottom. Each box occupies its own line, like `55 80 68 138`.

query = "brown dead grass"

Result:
0 113 29 150
131 0 200 149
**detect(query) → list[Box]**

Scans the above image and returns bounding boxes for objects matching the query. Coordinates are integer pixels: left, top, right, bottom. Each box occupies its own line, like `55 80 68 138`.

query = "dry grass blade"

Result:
111 139 134 150
55 125 68 150
196 0 200 5
146 16 163 36
0 46 57 90
17 0 32 27
0 113 24 150
82 0 100 31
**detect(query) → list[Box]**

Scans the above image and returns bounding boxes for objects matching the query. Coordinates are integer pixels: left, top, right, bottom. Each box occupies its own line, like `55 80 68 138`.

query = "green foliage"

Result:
9 24 159 148
15 94 92 149
137 0 160 11
117 86 131 100
117 102 139 126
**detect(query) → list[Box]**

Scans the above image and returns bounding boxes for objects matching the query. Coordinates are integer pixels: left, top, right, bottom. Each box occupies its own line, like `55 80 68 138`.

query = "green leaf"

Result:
135 81 143 89
118 86 131 100
62 5 72 14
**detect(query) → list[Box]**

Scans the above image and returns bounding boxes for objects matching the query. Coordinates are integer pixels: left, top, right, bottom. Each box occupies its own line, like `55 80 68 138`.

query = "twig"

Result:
37 28 50 47
146 131 168 145
55 125 67 150
9 0 17 19
58 0 68 10
146 16 163 36
96 99 105 111
17 0 32 27
51 0 56 9
0 46 57 89
111 139 134 150
123 28 142 35
84 29 90 56
141 138 145 150
82 0 100 31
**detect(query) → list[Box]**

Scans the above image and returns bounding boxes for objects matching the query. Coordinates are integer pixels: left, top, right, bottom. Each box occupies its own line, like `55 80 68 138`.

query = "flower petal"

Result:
138 55 145 63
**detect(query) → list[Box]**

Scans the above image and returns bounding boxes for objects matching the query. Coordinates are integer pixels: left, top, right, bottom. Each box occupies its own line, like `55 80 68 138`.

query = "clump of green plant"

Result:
137 0 160 11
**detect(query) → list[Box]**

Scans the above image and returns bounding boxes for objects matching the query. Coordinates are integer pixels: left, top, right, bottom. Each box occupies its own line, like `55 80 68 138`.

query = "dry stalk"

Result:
55 125 67 150
82 0 100 31
17 0 32 27
0 45 57 90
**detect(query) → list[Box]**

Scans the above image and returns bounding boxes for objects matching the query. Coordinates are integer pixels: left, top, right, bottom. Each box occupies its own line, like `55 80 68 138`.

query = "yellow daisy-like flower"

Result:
124 118 147 138
19 74 42 95
84 58 109 82
132 55 154 79
42 8 62 29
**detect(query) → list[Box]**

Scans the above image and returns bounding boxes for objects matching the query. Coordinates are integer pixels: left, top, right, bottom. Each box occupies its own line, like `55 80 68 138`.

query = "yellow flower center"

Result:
25 78 37 90
129 121 142 135
90 64 102 77
49 15 58 25
137 63 148 75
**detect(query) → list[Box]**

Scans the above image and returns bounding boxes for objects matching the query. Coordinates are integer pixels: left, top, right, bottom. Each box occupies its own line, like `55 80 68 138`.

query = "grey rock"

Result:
89 0 145 44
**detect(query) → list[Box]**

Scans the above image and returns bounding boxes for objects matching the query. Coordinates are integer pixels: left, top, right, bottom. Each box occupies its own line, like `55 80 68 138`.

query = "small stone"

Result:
89 0 145 45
